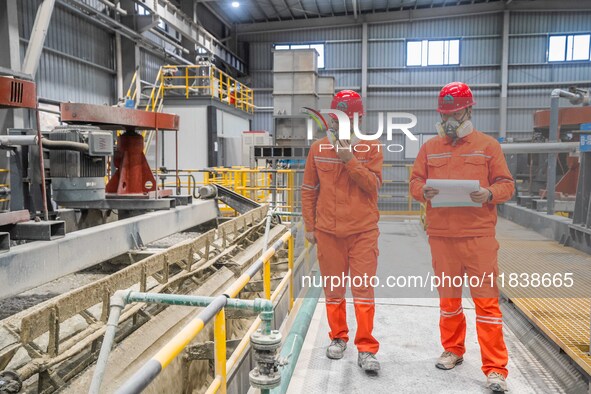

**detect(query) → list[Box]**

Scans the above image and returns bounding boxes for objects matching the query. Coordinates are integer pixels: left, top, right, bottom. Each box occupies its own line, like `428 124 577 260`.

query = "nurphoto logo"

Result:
305 109 419 152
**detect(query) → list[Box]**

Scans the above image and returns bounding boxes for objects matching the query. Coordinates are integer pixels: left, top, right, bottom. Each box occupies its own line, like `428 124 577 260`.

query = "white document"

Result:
426 179 481 208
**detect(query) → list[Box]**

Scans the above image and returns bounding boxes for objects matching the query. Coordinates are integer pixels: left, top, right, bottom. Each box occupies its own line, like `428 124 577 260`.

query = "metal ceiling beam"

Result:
238 1 504 33
57 0 188 64
242 4 261 23
267 0 285 21
237 0 589 34
313 0 321 17
251 0 272 22
280 0 296 19
297 0 308 19
199 1 235 30
131 0 246 72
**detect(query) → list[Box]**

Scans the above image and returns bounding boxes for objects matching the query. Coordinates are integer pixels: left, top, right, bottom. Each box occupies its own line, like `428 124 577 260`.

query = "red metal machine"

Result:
0 76 37 109
60 103 180 198
533 106 591 197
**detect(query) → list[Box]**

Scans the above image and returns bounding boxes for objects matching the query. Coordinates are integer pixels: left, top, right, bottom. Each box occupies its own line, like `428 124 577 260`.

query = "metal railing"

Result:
379 163 422 215
154 168 301 216
94 217 316 393
159 65 254 113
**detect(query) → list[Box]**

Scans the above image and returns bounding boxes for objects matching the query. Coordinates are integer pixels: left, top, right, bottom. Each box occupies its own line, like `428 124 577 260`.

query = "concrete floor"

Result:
287 219 562 394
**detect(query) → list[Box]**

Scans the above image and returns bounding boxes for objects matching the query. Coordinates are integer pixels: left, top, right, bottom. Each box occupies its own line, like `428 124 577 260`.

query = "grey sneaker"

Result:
358 352 380 372
435 351 463 370
326 338 347 359
487 372 508 392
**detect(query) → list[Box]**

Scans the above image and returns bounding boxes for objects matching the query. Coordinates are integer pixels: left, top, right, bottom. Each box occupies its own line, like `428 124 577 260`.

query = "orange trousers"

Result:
315 228 379 354
429 236 508 377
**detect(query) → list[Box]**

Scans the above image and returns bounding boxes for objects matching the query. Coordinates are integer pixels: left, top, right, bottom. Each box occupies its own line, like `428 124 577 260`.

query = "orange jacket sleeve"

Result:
343 145 383 197
301 145 320 232
486 141 515 204
410 144 428 203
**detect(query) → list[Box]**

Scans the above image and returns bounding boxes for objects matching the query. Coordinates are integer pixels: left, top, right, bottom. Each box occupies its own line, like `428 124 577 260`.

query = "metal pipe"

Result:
0 135 37 146
500 142 578 154
262 208 274 252
270 270 322 394
106 291 273 394
89 291 127 394
41 138 89 152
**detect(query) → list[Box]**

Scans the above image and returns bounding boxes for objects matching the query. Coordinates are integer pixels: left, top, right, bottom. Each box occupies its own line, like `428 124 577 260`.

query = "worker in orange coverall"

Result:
410 82 515 392
301 90 383 373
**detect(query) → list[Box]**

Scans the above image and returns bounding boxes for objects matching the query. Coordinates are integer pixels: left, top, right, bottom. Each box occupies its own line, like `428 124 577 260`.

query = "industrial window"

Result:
406 39 460 67
274 43 325 69
548 34 591 62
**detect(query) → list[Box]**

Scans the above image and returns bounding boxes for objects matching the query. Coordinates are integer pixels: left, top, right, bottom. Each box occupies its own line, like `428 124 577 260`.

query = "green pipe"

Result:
91 291 274 394
126 291 272 312
271 270 322 394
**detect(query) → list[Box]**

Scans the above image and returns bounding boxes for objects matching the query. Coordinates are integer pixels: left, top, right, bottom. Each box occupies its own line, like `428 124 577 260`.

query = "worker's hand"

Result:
335 140 354 163
422 185 439 200
305 231 316 244
470 187 491 203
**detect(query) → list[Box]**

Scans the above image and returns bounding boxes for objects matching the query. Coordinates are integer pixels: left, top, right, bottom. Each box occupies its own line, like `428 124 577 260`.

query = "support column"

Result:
22 0 56 77
361 22 368 99
499 10 510 138
119 0 141 102
0 0 24 131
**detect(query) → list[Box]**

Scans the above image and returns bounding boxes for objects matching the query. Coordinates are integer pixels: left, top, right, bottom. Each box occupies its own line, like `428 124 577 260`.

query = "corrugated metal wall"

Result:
243 11 591 136
18 0 116 104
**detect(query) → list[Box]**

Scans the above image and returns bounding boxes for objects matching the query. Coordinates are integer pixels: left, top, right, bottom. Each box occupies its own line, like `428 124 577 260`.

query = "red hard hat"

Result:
330 90 364 119
437 82 476 114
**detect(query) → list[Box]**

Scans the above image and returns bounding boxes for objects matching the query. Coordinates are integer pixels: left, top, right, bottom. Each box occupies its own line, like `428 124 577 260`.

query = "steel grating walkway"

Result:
286 219 568 393
497 219 591 376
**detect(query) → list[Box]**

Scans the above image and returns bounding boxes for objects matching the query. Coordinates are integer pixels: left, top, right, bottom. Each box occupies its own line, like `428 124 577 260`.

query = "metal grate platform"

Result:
497 219 591 376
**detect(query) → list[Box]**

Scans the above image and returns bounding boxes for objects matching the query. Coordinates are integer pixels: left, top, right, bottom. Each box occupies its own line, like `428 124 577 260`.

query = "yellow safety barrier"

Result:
117 219 315 393
379 164 421 216
159 65 254 113
154 168 301 217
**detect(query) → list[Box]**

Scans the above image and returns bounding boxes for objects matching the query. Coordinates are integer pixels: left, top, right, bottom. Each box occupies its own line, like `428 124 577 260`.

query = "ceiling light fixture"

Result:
231 1 240 7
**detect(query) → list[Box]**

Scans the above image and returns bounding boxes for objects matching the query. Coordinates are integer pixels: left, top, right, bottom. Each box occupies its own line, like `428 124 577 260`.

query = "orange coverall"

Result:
302 137 383 354
410 130 514 377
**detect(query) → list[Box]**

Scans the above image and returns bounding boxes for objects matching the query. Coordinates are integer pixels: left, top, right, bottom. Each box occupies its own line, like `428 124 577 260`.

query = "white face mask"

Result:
435 119 474 140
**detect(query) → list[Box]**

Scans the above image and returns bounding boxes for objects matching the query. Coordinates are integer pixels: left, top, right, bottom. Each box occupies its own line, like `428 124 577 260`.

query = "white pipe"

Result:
500 142 578 154
0 135 37 146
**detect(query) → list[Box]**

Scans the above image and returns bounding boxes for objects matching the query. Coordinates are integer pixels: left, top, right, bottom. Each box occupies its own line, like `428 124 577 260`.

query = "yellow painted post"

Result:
209 66 214 98
263 256 271 300
185 67 189 98
288 235 294 311
287 171 294 215
214 309 227 394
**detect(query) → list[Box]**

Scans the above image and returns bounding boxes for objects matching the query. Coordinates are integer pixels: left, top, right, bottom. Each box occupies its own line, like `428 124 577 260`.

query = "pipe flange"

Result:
250 329 282 347
0 370 22 393
249 367 281 389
